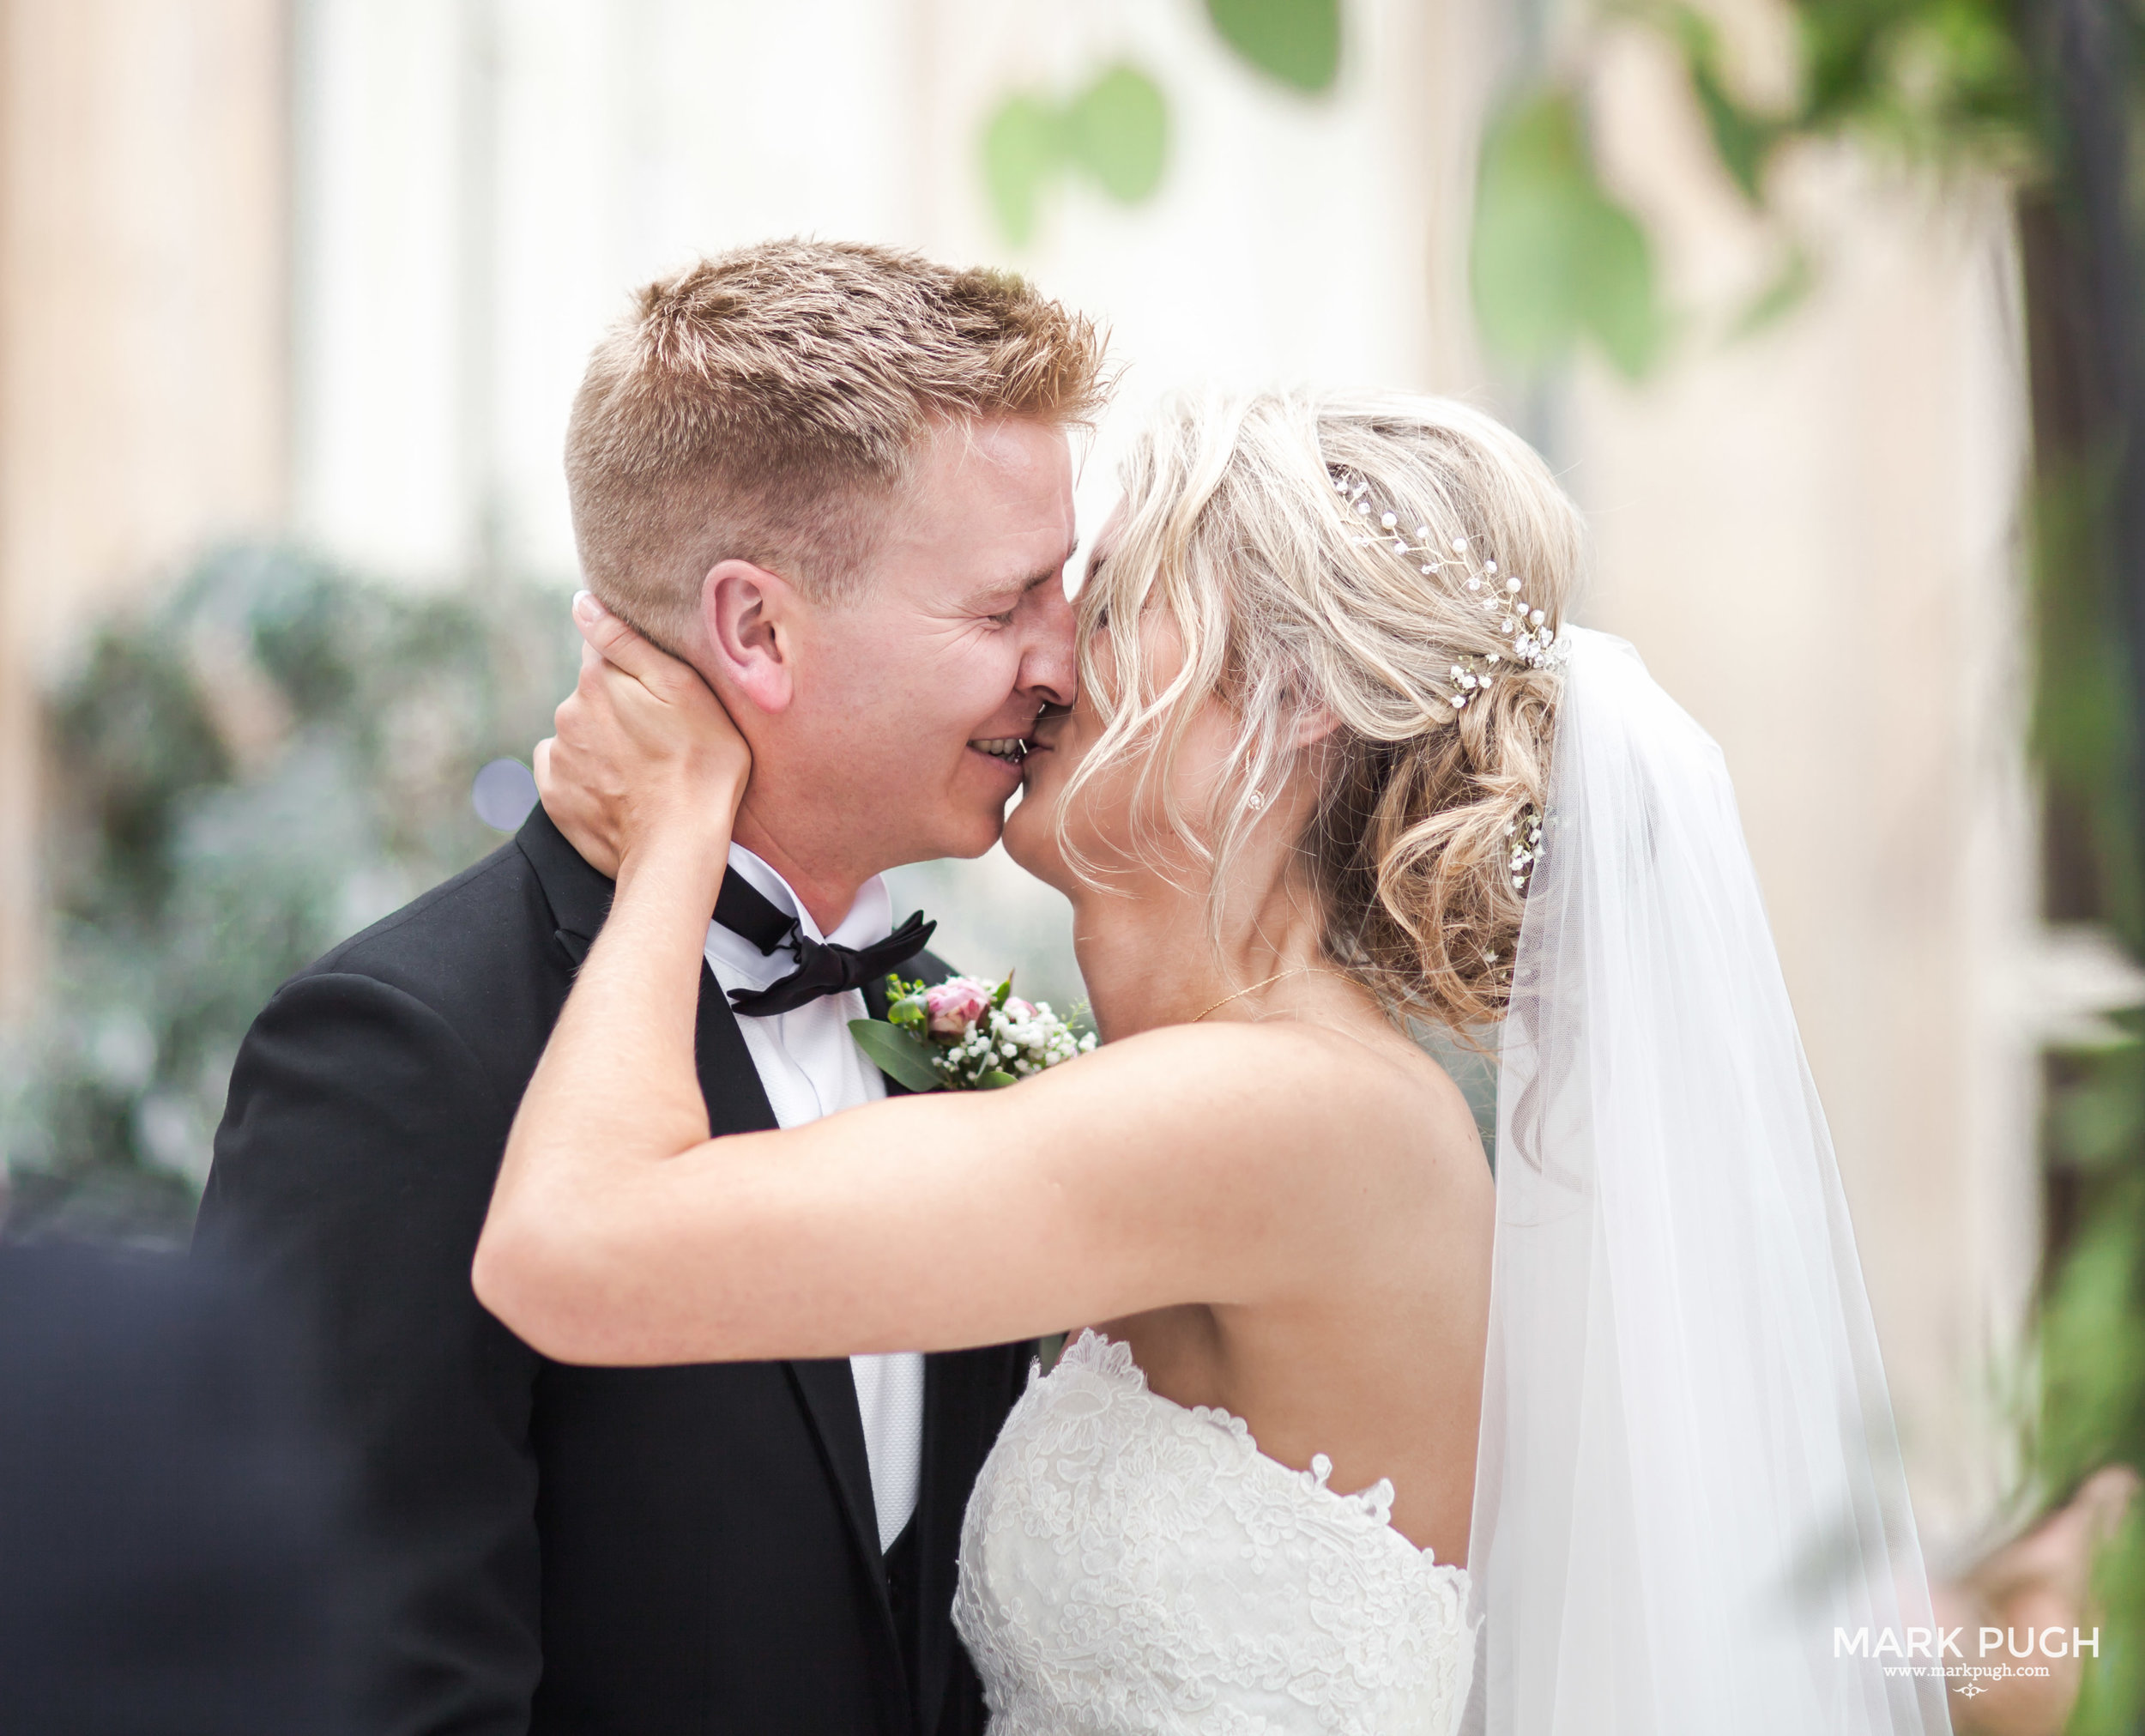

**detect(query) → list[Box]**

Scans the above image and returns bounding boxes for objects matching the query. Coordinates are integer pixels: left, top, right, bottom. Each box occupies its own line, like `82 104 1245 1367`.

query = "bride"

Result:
474 390 1950 1735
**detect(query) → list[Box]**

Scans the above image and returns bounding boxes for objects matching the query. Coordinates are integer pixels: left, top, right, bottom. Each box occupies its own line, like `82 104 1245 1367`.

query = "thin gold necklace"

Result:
1193 966 1315 1023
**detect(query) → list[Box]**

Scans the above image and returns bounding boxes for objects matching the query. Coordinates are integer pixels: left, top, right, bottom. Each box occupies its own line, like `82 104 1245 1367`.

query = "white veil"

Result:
1465 628 1951 1734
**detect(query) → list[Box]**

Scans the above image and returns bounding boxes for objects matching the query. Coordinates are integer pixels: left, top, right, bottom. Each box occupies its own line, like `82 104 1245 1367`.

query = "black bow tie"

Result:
714 869 935 1019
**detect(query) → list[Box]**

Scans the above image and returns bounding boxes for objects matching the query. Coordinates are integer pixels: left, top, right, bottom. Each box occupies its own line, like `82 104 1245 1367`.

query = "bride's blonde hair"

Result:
1059 388 1584 1030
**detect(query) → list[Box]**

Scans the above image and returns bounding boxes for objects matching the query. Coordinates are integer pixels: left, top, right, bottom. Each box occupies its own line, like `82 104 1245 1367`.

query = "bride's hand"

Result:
535 592 751 881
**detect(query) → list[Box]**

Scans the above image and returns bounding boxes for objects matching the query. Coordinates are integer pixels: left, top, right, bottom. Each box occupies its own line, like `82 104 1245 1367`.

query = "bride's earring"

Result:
1247 790 1266 812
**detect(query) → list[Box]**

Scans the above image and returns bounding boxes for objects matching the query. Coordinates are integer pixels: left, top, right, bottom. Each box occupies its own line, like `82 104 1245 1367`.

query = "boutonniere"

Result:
849 973 1097 1092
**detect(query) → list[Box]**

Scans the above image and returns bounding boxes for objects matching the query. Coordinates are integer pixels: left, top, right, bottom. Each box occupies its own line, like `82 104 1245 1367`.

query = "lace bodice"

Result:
952 1331 1473 1734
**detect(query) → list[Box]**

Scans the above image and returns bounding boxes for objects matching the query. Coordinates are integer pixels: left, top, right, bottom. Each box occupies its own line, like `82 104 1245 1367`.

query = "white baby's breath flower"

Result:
885 970 1097 1091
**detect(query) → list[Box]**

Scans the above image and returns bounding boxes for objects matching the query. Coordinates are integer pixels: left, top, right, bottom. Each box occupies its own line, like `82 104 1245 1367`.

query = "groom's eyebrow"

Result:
973 541 1079 608
1024 548 1075 591
1030 535 1079 588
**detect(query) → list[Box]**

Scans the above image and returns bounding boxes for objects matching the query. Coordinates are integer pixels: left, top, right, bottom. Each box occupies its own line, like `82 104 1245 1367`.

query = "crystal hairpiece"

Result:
1330 469 1568 711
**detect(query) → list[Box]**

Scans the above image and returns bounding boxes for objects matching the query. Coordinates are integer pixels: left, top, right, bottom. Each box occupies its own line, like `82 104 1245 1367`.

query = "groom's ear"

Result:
699 559 797 717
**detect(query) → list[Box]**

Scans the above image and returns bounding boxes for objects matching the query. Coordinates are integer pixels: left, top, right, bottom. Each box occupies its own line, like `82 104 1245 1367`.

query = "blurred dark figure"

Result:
0 1245 357 1736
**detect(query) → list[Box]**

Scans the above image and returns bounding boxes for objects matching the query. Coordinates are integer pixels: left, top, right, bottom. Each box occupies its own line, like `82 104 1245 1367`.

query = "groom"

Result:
196 240 1106 1735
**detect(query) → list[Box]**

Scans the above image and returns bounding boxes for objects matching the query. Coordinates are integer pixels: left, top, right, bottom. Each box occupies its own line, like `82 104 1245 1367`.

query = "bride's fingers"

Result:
571 590 692 701
574 603 751 770
531 730 626 878
554 591 751 825
570 595 742 746
565 632 668 747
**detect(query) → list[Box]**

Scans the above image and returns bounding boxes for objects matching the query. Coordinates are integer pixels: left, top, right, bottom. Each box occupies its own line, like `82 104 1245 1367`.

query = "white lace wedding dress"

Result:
952 1331 1474 1734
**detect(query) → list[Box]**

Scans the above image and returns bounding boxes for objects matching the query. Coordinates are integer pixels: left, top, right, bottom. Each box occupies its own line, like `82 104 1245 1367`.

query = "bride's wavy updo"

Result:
1059 389 1584 1029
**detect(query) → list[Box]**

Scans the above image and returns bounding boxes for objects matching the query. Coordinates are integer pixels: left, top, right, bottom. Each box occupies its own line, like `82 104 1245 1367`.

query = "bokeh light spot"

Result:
472 758 537 832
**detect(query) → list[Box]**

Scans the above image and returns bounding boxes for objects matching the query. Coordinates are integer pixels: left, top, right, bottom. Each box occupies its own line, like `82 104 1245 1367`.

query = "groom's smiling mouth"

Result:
968 735 1030 766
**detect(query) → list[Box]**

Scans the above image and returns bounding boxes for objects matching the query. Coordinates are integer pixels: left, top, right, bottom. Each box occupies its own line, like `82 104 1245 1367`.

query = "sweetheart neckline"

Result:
1055 1328 1464 1571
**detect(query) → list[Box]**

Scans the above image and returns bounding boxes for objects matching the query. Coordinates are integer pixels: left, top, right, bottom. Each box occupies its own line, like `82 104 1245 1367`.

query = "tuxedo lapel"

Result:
519 806 910 1727
690 938 897 1605
862 947 985 1733
786 1359 888 1584
687 951 779 1139
517 807 613 971
911 1348 990 1733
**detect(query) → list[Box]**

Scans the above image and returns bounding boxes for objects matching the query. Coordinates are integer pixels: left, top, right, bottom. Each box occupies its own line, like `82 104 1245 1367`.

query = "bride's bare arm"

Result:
481 997 1412 1364
475 603 1473 1366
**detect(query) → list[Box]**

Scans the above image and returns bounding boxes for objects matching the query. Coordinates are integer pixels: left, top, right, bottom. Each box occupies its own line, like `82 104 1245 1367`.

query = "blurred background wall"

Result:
0 0 287 1023
0 0 2129 1585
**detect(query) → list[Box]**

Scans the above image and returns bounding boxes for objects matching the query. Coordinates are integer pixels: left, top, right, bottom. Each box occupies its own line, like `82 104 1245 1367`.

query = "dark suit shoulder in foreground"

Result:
196 839 561 1734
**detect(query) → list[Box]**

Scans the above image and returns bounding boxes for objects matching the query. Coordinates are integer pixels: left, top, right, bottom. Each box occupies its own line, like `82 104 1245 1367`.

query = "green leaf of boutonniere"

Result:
848 1019 945 1092
991 973 1013 1010
977 1069 1019 1090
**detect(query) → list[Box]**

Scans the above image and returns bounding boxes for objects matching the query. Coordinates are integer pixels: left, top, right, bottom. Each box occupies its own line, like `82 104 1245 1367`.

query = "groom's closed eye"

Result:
976 565 1069 626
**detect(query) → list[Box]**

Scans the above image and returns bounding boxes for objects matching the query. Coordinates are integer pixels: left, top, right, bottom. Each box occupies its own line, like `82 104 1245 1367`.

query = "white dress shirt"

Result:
702 844 925 1554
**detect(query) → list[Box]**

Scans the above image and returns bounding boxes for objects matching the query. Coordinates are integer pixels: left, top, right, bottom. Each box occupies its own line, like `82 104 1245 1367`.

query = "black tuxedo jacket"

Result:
196 807 1027 1736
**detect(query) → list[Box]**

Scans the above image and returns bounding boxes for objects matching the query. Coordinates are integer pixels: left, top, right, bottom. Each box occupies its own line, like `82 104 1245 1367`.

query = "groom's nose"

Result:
1018 577 1078 710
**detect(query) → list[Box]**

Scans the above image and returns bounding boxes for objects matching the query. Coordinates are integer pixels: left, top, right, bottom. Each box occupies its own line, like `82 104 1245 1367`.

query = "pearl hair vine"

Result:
1482 807 1549 982
1507 806 1544 894
1328 468 1569 713
1326 467 1555 922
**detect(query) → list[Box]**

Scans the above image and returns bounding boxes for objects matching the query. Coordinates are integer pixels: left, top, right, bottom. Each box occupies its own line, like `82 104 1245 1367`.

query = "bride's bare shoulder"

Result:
1061 1019 1487 1183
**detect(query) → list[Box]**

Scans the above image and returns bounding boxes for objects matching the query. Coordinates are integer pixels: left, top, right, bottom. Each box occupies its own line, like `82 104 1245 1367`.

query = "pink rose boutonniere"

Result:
849 973 1097 1092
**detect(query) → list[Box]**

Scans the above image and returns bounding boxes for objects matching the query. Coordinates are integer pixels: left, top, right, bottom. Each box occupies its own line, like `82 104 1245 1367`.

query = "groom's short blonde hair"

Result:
565 239 1109 650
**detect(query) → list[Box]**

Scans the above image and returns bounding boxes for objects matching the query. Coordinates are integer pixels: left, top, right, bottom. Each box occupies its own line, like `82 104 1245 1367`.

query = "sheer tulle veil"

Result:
1463 628 1951 1734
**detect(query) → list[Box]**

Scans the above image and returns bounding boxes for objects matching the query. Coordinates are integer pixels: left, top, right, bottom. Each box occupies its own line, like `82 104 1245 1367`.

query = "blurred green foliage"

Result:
1471 90 1666 378
1203 0 1341 94
1468 0 2044 377
2033 456 2143 943
983 63 1170 246
978 0 1338 247
2037 445 2145 1727
2041 1018 2145 1733
0 547 575 1247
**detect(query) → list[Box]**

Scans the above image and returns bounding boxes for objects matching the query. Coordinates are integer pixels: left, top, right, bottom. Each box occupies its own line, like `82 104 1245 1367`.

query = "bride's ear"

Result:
700 559 796 716
1288 701 1342 750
